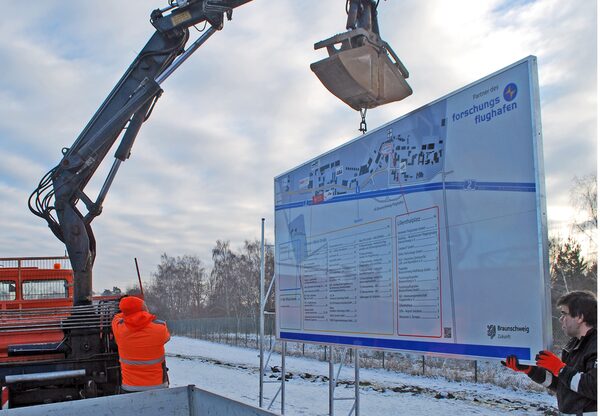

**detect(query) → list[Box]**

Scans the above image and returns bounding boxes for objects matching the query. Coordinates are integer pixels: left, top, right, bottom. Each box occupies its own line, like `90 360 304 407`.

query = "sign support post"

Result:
328 346 360 415
259 218 265 408
259 218 287 413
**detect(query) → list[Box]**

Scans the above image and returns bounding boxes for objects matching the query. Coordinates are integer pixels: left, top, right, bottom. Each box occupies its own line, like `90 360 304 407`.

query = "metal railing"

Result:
0 256 71 270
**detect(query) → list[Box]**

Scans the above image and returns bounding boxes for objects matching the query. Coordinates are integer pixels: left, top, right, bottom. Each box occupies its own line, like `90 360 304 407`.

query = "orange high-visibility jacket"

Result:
112 312 171 391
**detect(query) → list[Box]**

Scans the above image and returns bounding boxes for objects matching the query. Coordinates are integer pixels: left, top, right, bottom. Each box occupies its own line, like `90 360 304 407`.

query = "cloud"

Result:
0 0 595 291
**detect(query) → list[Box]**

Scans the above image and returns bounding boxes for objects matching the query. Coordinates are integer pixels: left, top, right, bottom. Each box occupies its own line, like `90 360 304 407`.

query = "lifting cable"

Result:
346 0 381 15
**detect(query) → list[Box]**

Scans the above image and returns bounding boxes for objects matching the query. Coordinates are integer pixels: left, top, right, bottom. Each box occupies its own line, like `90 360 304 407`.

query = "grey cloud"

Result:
0 0 595 291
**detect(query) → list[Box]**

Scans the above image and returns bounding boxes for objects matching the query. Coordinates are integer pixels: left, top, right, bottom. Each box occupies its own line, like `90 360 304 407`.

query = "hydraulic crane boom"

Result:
29 0 410 307
29 0 252 306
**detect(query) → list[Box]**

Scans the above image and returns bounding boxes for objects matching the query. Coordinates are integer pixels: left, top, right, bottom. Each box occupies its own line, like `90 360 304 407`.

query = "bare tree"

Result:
549 237 596 347
208 241 237 317
143 238 275 321
146 253 207 319
205 239 274 319
570 174 597 245
237 240 262 319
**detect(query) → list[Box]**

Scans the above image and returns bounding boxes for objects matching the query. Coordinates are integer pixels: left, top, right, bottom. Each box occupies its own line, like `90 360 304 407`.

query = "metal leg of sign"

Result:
328 347 360 416
259 218 265 408
354 349 360 416
341 349 360 416
261 340 283 411
335 349 348 386
264 338 277 371
267 384 282 411
263 337 285 413
281 341 287 415
260 217 285 413
329 345 335 416
259 339 264 408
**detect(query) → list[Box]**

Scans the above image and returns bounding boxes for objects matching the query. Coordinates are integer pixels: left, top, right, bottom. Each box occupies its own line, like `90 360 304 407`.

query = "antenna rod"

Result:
134 257 145 297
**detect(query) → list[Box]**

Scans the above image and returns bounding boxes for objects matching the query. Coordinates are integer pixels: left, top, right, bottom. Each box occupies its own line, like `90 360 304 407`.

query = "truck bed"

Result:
1 385 278 416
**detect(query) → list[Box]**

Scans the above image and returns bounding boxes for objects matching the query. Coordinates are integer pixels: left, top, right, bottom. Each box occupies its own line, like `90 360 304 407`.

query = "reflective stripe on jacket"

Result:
529 328 597 414
112 313 171 389
121 381 169 392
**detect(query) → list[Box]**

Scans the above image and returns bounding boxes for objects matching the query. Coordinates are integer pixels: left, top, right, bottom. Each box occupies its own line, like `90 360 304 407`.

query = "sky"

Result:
0 0 596 292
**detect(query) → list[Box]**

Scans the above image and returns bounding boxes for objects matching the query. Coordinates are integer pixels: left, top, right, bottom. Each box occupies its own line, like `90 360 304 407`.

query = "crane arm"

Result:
29 0 252 305
28 0 409 306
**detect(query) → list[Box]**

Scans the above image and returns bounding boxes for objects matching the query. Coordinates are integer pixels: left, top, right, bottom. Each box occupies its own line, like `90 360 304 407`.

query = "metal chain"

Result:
359 108 368 134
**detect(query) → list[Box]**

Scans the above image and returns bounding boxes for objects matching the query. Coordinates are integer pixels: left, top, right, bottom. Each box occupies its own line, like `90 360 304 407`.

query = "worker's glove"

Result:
501 355 532 374
535 350 566 376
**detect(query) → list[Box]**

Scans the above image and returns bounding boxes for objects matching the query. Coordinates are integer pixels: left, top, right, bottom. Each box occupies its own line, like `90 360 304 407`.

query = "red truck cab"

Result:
0 257 74 364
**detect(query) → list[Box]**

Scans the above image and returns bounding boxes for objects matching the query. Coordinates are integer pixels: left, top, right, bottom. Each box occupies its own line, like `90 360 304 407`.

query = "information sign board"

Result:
274 56 551 362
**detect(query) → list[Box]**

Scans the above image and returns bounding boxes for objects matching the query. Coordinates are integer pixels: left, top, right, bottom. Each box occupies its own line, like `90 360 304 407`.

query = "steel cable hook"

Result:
359 108 368 134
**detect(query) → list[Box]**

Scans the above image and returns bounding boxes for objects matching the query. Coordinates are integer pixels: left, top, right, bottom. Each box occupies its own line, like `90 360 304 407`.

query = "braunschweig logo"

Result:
487 324 497 339
503 83 517 102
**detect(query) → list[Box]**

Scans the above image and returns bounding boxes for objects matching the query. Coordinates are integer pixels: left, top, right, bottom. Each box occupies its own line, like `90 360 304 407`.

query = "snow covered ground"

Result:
166 336 557 415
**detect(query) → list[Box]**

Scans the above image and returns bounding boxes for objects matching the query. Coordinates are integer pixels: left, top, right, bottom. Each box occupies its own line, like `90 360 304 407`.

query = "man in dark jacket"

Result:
503 290 597 415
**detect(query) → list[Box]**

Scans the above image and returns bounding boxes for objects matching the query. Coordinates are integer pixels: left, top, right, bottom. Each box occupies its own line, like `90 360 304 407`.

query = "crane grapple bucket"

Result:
311 29 412 111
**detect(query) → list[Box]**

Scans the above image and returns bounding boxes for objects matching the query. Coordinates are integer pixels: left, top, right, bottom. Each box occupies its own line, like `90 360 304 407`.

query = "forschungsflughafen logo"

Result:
503 83 518 101
451 81 520 125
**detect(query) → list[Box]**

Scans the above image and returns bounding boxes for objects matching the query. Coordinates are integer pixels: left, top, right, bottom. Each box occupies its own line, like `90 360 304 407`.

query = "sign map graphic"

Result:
274 57 551 362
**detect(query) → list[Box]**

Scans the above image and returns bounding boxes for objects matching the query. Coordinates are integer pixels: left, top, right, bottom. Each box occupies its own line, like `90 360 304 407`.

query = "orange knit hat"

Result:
119 296 145 316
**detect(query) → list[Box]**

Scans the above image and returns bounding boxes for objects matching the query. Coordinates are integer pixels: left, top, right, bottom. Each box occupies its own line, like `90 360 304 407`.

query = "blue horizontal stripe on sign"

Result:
275 201 307 211
445 181 536 192
279 331 531 360
275 181 536 211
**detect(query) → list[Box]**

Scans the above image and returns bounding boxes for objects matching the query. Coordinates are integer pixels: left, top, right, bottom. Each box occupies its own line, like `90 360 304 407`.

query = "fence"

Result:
169 316 275 349
167 316 550 391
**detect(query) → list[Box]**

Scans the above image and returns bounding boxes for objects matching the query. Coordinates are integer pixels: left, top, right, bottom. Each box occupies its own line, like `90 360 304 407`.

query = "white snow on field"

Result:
166 336 557 415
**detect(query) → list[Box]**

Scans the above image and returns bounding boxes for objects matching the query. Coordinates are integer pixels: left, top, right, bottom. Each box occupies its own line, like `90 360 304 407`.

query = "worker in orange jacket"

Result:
111 296 170 393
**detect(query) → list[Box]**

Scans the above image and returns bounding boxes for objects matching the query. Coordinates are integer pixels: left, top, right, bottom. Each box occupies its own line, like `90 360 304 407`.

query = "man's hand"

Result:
501 355 532 374
535 350 566 376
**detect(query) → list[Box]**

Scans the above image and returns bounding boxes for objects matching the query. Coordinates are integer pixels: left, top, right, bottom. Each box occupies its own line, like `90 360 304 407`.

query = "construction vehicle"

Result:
0 256 121 408
1 0 411 409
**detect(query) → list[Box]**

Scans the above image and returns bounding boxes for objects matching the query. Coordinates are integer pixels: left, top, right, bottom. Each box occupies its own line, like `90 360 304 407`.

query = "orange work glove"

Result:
501 355 532 374
535 350 566 376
